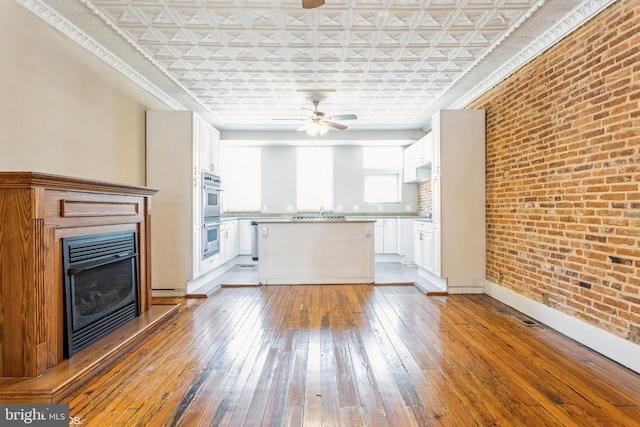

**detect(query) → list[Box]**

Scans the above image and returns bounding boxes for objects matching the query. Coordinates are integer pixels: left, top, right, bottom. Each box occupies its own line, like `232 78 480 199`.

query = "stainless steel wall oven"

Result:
203 221 221 259
202 171 222 259
203 171 221 220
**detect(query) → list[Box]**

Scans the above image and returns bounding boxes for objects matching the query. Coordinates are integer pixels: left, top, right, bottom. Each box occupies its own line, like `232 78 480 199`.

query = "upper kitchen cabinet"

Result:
403 132 433 183
146 111 220 296
201 119 220 174
425 109 486 294
191 113 220 175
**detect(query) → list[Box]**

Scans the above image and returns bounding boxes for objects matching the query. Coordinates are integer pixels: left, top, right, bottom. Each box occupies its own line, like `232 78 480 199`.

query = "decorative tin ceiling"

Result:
20 0 614 132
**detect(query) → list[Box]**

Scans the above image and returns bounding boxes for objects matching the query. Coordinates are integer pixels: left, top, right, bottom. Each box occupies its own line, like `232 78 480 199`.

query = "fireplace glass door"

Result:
62 230 140 358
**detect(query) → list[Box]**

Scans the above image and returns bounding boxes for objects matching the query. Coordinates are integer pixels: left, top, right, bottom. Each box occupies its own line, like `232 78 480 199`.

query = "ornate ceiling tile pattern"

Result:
82 0 539 129
22 0 615 132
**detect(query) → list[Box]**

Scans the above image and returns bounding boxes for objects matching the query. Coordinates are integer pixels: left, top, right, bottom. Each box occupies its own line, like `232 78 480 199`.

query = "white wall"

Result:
0 1 169 185
247 144 417 215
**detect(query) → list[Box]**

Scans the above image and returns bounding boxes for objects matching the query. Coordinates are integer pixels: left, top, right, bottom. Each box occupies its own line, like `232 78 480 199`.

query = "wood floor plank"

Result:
433 298 587 426
446 296 640 426
344 317 391 427
205 286 292 426
51 285 640 426
436 296 625 426
354 287 420 426
175 288 281 426
376 292 584 426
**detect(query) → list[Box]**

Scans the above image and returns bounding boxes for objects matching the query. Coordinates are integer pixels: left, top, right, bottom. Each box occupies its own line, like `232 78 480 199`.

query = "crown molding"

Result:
451 0 617 109
17 0 184 110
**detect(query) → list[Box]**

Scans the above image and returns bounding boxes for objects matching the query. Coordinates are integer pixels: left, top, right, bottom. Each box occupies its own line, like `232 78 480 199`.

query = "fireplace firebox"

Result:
62 230 140 358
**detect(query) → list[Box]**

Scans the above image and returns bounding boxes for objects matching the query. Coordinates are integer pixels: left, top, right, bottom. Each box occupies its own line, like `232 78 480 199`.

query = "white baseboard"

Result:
485 281 640 374
447 286 485 294
416 267 447 292
375 254 405 263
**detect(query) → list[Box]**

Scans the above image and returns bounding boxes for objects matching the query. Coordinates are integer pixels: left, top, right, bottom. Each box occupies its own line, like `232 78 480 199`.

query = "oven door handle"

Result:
68 253 138 275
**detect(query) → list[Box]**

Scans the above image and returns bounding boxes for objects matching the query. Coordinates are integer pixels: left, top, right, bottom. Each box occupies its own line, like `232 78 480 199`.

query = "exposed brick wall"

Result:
417 179 432 215
469 0 640 342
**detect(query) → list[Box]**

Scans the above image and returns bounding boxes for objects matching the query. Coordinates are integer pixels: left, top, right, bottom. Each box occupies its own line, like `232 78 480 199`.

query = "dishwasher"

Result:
251 220 258 261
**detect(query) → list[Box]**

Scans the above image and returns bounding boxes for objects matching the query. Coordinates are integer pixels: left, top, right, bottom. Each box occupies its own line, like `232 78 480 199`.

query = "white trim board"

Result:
485 281 640 374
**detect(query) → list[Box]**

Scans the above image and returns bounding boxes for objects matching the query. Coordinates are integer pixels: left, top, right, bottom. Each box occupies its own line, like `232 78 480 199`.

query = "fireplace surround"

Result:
0 172 182 403
0 172 158 378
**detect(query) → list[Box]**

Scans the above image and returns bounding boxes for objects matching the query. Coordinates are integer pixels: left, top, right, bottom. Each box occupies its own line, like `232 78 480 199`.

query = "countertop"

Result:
256 218 376 224
222 213 432 221
414 217 433 223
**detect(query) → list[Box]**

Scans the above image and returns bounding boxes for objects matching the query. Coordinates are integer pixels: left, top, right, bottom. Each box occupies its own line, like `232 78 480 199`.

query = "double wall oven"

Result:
202 172 221 259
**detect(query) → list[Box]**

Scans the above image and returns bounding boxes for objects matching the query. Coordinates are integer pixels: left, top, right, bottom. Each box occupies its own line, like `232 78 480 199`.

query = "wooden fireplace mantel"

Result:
0 172 159 379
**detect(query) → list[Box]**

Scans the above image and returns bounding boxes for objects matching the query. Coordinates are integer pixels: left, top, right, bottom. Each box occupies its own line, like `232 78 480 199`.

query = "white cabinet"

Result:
427 109 485 293
431 175 440 225
403 141 421 183
258 221 375 285
398 218 415 264
220 220 239 264
374 220 383 253
238 219 253 255
403 133 432 183
413 227 421 268
146 110 221 296
373 218 397 254
432 225 441 277
383 218 397 254
413 220 433 271
201 122 220 173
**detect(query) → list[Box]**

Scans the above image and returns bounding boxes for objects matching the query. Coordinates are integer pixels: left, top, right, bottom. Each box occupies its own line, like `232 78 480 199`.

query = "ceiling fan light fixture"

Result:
277 99 356 136
305 122 328 137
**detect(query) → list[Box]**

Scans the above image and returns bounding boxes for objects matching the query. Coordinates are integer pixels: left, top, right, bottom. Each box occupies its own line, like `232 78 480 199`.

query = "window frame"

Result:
362 147 403 204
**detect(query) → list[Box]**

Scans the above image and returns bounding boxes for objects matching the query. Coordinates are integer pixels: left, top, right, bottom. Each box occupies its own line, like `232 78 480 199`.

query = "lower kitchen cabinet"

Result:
373 218 397 254
238 219 253 255
398 218 415 264
414 220 434 271
220 220 239 264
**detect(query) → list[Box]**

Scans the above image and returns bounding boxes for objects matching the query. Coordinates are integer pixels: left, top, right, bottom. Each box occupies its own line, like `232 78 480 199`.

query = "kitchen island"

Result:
257 218 375 285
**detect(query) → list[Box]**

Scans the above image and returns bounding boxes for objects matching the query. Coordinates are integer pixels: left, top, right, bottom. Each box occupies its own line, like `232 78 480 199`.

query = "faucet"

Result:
319 206 325 218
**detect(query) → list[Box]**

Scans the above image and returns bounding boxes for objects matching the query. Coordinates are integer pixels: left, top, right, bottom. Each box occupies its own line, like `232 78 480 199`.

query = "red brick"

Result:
467 0 640 343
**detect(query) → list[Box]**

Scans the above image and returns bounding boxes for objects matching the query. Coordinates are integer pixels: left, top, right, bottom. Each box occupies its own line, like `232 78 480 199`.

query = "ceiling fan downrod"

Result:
302 0 325 9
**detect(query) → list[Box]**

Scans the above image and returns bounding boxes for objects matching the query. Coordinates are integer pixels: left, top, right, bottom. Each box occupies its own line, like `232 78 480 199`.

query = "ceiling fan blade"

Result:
302 0 324 9
327 114 357 121
322 120 347 130
273 118 307 121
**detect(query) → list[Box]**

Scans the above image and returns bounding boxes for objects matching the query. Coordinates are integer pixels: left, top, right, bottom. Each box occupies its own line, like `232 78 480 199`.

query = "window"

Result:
297 147 333 210
220 146 261 212
364 174 400 203
363 147 402 204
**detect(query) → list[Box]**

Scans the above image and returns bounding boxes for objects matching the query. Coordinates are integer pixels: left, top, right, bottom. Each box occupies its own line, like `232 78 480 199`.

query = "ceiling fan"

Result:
302 0 324 9
275 99 357 136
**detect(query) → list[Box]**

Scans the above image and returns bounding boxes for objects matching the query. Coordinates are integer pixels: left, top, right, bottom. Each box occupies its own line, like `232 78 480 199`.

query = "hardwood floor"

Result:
63 285 640 426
